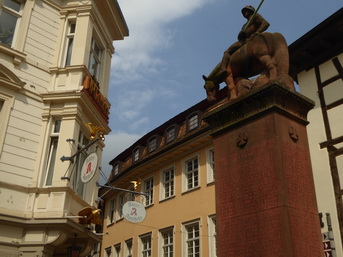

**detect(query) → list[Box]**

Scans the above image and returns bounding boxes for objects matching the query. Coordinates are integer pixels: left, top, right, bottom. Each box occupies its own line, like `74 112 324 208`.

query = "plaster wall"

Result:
102 145 216 257
298 52 343 256
0 0 127 254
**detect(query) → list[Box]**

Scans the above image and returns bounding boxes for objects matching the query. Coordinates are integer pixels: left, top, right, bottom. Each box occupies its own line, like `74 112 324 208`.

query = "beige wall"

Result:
298 53 343 256
0 0 128 255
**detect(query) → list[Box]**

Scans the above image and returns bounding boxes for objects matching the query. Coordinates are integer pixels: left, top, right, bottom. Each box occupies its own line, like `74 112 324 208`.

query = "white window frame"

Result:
148 136 158 153
92 243 100 257
143 177 154 206
166 126 176 143
188 113 199 131
0 0 24 48
206 147 215 184
117 193 125 220
0 93 14 155
208 215 217 257
160 165 175 201
183 220 201 257
44 119 61 186
105 246 112 257
64 21 76 66
133 147 140 162
159 227 174 257
108 198 116 225
140 233 152 257
114 243 121 257
182 154 200 192
88 36 102 78
113 163 119 176
125 239 133 257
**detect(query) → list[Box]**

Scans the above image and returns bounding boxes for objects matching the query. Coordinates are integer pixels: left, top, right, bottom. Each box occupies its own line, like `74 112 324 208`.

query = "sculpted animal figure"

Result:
203 32 295 101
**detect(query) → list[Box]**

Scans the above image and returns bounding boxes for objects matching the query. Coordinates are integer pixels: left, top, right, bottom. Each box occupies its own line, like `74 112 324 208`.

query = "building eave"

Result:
289 8 343 81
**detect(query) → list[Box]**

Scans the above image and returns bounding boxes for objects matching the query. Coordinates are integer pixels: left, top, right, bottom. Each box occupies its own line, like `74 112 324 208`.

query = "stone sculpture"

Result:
203 32 295 101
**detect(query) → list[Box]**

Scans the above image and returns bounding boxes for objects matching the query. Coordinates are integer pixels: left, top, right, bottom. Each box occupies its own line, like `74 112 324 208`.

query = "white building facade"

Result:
0 0 128 256
289 8 343 257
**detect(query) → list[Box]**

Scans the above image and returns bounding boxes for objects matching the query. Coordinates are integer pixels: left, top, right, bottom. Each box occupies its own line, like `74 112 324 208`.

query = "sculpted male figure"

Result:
219 5 270 78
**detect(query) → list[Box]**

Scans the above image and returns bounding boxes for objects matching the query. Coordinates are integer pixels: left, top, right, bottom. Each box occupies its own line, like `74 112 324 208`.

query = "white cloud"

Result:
102 0 215 176
130 117 150 131
109 86 177 132
100 131 142 182
115 89 155 120
111 0 213 84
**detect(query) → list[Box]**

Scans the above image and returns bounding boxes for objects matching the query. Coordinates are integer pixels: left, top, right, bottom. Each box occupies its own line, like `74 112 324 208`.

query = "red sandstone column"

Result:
204 83 323 257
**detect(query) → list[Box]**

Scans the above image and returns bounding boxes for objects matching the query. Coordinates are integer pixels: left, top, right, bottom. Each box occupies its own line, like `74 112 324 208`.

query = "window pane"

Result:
0 11 17 46
45 138 58 186
189 114 198 130
186 223 200 257
4 0 21 12
163 168 174 198
65 37 74 66
70 23 76 33
162 230 173 257
54 120 61 133
0 99 4 111
134 149 139 161
145 178 154 205
149 137 157 152
88 39 101 77
94 42 100 56
166 127 175 143
114 164 119 175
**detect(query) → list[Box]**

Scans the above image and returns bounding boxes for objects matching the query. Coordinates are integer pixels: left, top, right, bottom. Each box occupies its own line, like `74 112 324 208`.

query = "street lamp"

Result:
67 234 82 257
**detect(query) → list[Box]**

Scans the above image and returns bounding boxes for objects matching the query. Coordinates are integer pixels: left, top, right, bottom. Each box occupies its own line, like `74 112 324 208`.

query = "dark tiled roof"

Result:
106 86 227 183
289 8 343 82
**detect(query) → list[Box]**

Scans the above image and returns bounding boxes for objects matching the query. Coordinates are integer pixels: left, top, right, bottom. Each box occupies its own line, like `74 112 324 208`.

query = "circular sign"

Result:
81 152 98 183
123 201 146 223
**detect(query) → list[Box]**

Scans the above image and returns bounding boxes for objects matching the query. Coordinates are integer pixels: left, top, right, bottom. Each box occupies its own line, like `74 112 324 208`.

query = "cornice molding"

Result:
203 82 315 137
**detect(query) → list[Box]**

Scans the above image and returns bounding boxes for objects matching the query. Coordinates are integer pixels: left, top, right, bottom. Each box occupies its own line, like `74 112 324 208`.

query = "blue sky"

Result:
100 0 342 181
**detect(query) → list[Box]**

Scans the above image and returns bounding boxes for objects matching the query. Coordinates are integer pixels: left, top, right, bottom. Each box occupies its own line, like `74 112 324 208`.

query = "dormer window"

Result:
148 136 157 153
166 126 176 143
187 112 200 131
113 163 119 176
133 147 140 162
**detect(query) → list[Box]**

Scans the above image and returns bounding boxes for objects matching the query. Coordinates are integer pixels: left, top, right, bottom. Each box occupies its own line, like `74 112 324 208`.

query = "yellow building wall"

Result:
102 144 216 256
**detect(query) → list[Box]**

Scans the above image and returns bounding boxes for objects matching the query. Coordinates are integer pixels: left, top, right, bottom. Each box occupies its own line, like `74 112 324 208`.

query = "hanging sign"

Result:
81 152 98 183
123 201 146 223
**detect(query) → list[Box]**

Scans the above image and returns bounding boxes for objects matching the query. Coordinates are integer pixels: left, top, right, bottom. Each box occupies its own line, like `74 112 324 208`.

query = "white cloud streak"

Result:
100 131 142 182
111 0 213 84
102 0 215 172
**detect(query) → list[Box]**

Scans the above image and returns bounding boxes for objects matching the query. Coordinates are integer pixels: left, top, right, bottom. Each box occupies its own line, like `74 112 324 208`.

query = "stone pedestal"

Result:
204 83 323 257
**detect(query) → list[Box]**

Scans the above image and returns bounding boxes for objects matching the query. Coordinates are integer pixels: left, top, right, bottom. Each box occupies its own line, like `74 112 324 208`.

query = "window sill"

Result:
0 43 26 65
144 203 154 209
207 181 215 186
182 186 201 195
116 217 124 223
159 195 176 203
107 222 115 228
